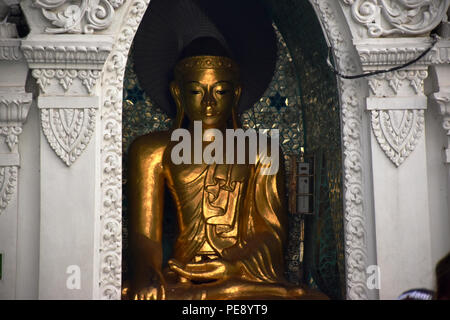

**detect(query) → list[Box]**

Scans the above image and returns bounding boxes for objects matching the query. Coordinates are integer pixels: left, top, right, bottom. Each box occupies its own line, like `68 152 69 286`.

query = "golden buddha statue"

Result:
123 36 327 300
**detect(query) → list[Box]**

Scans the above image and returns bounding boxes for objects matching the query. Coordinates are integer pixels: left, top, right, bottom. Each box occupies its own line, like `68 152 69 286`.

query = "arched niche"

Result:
98 0 375 300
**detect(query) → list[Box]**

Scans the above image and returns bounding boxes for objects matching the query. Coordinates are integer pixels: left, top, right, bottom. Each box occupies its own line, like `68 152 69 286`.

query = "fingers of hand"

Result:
133 287 159 300
169 260 226 280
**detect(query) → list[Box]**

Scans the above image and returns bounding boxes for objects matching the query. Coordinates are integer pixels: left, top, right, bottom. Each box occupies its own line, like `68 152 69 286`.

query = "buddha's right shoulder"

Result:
128 131 171 160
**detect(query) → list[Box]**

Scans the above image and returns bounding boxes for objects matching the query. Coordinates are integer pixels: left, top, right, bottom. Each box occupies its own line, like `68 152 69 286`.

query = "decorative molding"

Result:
431 91 450 163
21 43 112 69
40 107 96 166
0 94 32 152
98 0 149 300
0 126 22 151
32 68 101 94
368 70 428 96
311 0 370 299
0 96 33 125
22 38 113 166
355 38 450 68
432 39 450 64
32 0 125 34
0 39 22 60
433 93 450 133
355 38 432 167
366 68 427 167
0 93 31 214
0 21 22 60
0 166 18 215
342 0 450 37
371 109 425 167
78 69 101 94
355 37 436 67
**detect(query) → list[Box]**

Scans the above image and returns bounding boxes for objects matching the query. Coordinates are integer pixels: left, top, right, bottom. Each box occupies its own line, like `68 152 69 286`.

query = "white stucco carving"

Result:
371 109 425 167
354 37 432 167
368 70 428 95
0 95 24 214
0 165 17 215
21 44 111 69
0 21 31 218
22 37 112 166
32 0 125 34
342 0 450 37
431 90 450 163
98 0 150 300
40 107 96 166
311 0 372 300
31 68 100 94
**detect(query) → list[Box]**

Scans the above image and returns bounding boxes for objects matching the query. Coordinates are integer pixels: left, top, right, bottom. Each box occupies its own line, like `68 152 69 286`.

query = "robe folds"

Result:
128 131 288 286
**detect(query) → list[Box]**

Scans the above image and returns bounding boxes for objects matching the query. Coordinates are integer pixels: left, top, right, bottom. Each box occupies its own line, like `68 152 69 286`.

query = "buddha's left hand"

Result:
168 258 240 282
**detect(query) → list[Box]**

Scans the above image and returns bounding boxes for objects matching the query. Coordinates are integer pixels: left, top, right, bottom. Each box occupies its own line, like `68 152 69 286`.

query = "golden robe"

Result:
127 131 311 299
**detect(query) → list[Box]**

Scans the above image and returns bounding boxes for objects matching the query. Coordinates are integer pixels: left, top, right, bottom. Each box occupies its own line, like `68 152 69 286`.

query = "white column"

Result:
0 21 32 299
355 38 436 299
427 61 450 270
21 34 113 299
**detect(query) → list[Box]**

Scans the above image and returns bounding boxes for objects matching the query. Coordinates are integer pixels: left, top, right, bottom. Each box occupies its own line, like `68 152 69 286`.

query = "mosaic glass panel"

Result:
263 0 345 299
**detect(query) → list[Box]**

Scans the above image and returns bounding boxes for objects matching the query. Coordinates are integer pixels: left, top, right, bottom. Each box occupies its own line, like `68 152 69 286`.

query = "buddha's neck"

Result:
187 122 232 135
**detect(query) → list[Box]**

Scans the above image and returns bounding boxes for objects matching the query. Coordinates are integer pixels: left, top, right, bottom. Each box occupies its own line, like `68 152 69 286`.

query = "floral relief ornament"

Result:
0 127 23 152
32 0 125 34
41 107 96 166
371 109 425 167
310 0 372 299
342 0 450 37
32 69 101 94
0 166 18 215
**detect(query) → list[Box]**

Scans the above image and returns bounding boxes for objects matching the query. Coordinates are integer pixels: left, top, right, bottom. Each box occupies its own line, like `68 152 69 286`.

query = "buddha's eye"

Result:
190 90 202 95
216 90 228 95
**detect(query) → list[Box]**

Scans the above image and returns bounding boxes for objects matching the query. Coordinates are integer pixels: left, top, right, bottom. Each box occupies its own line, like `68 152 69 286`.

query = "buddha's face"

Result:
171 62 241 129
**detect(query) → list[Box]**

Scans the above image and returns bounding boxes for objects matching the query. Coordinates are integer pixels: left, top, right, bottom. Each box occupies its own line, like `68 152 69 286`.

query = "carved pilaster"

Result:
344 2 450 165
0 18 32 299
430 90 450 163
427 38 450 162
0 21 32 214
22 36 113 166
0 93 31 214
355 38 432 167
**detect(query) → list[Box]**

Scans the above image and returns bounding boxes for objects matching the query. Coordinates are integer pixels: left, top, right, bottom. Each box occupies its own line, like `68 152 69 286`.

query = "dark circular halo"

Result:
132 0 277 117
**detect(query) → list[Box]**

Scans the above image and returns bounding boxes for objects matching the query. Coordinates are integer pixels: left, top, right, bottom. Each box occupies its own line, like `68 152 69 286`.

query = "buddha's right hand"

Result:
133 284 165 300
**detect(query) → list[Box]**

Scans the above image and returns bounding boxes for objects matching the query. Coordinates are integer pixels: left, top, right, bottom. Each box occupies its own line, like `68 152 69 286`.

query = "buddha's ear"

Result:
170 81 182 106
170 81 184 129
231 85 242 129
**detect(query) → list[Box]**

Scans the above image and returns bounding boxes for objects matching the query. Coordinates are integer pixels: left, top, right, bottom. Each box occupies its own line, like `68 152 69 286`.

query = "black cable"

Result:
327 34 438 80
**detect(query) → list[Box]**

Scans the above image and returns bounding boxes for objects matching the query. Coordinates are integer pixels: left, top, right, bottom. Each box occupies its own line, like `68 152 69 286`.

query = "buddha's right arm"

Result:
128 132 169 289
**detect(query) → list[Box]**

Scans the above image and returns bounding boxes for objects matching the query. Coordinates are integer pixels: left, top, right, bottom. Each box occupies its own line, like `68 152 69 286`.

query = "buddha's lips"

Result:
204 111 217 117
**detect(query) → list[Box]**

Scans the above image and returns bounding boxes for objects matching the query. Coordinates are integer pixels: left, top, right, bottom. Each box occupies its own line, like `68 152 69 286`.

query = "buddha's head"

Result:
170 37 242 129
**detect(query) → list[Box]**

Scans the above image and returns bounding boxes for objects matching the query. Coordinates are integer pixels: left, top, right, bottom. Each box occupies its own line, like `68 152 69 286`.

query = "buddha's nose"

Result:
202 91 216 116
